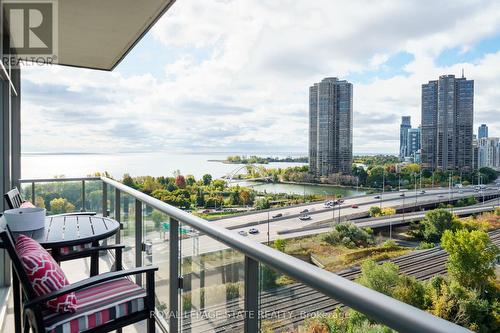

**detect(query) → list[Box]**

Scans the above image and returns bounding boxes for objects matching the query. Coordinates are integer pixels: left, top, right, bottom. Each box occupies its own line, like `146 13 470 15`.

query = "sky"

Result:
21 0 500 155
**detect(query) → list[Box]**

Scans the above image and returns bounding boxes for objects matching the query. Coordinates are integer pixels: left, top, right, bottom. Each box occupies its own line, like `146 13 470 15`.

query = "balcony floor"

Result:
1 254 148 333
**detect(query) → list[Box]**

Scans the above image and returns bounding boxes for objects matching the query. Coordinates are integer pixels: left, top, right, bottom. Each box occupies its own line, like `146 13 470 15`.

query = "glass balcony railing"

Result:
18 176 473 333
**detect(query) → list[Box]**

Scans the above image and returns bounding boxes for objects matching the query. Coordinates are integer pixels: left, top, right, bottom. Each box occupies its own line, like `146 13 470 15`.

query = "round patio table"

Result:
15 214 120 248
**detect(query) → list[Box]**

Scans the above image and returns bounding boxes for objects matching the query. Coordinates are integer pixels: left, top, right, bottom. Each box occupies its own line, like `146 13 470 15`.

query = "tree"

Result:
369 206 382 217
356 260 400 296
441 229 499 291
239 190 251 205
253 197 270 210
175 175 186 188
212 179 226 191
49 198 75 214
122 173 136 189
202 174 213 186
195 188 205 207
418 209 460 242
185 175 196 186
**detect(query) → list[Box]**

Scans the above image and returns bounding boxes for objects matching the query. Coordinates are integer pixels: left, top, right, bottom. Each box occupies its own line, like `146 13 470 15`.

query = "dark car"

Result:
351 204 359 208
248 228 259 234
300 209 309 214
399 193 405 197
374 195 381 199
272 213 283 218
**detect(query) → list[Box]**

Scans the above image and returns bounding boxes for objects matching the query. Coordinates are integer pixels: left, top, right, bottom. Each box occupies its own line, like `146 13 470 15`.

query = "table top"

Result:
1 215 120 248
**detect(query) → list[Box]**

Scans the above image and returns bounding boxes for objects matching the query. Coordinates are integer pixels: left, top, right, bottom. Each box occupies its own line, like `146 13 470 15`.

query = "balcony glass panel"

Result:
142 205 170 327
119 191 137 271
180 221 245 332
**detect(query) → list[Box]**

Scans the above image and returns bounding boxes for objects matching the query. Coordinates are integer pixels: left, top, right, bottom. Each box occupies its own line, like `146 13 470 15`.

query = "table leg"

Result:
12 264 22 333
90 241 99 276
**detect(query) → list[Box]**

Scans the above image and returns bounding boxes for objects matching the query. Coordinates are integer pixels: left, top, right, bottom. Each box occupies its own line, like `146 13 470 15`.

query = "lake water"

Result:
21 152 364 196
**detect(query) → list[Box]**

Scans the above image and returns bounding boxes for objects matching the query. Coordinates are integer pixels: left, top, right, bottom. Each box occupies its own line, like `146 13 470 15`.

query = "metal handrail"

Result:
100 176 471 333
19 177 101 183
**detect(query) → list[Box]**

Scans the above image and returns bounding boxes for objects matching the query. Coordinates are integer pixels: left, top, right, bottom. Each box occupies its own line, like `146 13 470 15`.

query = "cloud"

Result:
21 0 500 155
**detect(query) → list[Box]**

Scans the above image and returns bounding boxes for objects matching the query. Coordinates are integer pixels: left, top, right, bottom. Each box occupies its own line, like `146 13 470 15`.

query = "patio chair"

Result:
0 225 157 333
4 187 112 276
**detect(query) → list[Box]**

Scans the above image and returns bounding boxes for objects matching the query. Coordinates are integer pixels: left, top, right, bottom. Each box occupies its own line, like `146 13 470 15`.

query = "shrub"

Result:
418 209 460 242
393 275 425 309
416 241 435 250
273 238 288 252
356 260 400 296
381 239 397 248
322 223 374 248
381 207 396 216
369 206 382 217
425 278 494 331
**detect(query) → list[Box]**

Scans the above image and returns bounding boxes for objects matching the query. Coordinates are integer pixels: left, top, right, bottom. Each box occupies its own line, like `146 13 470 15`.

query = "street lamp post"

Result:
338 202 341 224
414 172 418 210
267 211 270 245
380 170 385 209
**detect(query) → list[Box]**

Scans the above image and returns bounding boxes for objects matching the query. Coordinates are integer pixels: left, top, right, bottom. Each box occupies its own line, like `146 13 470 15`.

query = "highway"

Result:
134 186 500 260
213 186 499 229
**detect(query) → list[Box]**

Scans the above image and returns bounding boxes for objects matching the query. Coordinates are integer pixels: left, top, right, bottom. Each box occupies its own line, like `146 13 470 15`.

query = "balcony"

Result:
0 176 475 333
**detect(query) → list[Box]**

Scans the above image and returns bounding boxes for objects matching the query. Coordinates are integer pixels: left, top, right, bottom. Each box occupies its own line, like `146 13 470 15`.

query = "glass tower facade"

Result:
421 75 474 171
478 124 488 139
309 78 353 176
399 116 411 158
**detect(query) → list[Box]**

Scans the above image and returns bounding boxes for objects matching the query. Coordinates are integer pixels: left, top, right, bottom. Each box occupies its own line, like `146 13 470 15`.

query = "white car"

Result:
299 215 312 221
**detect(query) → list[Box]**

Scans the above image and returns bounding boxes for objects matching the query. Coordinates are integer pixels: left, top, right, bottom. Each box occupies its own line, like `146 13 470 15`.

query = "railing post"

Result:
31 181 35 203
135 199 143 285
102 182 108 217
169 218 179 333
115 188 121 243
81 180 86 212
244 256 259 333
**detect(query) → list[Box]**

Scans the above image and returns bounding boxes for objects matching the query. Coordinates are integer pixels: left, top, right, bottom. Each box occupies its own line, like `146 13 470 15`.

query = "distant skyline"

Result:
20 0 500 154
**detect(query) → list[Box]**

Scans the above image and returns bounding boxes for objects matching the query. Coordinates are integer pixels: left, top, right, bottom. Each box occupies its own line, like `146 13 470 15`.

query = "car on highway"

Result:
272 213 283 218
299 214 312 221
248 228 259 234
300 209 309 214
374 195 381 199
399 193 405 197
338 199 345 203
437 195 444 198
420 190 426 194
238 230 248 236
351 204 359 208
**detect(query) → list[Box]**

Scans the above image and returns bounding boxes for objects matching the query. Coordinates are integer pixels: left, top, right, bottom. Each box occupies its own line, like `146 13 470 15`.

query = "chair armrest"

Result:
48 211 97 217
25 266 158 309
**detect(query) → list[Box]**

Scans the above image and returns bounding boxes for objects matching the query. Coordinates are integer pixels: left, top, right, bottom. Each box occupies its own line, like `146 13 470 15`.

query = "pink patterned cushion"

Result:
15 235 77 313
20 201 36 208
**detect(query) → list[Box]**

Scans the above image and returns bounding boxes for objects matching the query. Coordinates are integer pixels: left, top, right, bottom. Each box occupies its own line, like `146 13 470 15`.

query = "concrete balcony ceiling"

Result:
57 0 175 70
